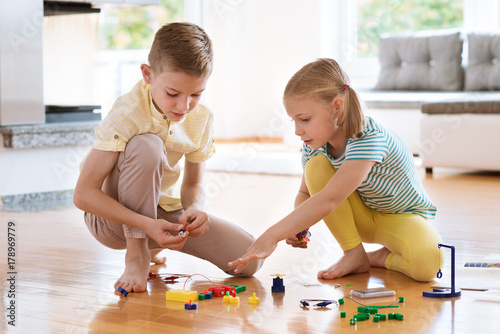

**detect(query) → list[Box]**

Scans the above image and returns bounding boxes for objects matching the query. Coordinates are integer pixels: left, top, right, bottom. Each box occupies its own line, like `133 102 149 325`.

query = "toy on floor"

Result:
248 293 260 304
117 286 128 297
184 300 197 310
300 299 338 308
271 274 285 293
423 243 461 298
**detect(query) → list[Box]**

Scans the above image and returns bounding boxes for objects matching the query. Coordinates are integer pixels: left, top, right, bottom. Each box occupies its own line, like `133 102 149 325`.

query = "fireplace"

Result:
0 0 159 126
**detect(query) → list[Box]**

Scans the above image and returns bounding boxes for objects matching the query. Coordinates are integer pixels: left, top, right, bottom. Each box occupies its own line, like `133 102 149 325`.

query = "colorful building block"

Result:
184 300 197 310
228 284 246 293
165 289 198 303
248 293 260 304
117 286 128 297
271 275 285 293
229 296 240 303
198 290 212 300
208 286 225 297
222 286 236 295
340 311 346 318
222 291 231 303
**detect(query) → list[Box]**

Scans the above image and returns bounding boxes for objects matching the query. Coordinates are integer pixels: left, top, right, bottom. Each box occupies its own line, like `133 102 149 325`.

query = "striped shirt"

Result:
93 79 215 211
301 116 436 219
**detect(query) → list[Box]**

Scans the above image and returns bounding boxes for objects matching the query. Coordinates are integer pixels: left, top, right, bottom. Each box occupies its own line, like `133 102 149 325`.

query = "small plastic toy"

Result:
198 290 212 300
179 229 186 237
184 300 197 310
296 229 311 243
228 284 246 293
248 293 260 304
423 243 461 298
166 289 198 303
300 299 337 308
208 286 225 297
271 274 285 293
117 286 128 297
222 291 231 303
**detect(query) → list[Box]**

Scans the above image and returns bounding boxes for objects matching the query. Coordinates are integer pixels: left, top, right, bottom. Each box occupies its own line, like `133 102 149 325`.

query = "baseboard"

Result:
0 190 75 212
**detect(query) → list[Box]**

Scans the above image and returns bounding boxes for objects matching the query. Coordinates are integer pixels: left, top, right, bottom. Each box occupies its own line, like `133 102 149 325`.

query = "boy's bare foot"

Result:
317 243 371 279
367 247 390 268
114 238 151 293
150 249 167 264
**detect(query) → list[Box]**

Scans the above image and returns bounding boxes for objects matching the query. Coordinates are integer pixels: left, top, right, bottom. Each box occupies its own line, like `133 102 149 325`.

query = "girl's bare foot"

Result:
114 238 151 293
367 247 390 268
150 249 167 264
317 243 371 279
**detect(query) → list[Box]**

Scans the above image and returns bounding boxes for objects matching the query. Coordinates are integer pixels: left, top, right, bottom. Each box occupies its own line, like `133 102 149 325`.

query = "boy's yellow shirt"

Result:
93 79 215 211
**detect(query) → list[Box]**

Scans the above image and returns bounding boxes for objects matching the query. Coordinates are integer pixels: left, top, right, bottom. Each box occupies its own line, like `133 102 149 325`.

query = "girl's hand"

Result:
285 235 308 248
147 219 189 250
179 208 211 237
228 234 278 273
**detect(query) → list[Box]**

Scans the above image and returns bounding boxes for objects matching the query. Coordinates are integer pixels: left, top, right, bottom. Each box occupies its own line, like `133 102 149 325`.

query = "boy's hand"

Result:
147 219 188 250
228 234 278 273
285 235 308 248
179 208 211 237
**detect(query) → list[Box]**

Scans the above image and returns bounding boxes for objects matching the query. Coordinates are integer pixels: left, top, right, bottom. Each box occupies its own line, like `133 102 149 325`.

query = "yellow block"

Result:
165 289 198 303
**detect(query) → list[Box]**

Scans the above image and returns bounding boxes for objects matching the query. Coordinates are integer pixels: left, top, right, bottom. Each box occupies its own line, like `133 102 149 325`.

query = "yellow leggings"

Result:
305 154 444 282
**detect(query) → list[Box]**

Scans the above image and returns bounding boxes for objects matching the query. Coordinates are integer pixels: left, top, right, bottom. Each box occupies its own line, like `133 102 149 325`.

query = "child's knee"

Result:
126 134 166 169
407 246 443 282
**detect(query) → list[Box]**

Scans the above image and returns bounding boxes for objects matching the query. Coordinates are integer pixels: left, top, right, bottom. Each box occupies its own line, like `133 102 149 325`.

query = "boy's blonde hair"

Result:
284 58 364 138
148 22 213 77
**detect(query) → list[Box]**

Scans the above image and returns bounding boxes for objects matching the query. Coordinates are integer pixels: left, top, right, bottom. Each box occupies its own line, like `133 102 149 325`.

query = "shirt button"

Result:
114 135 118 139
169 130 173 135
163 116 168 120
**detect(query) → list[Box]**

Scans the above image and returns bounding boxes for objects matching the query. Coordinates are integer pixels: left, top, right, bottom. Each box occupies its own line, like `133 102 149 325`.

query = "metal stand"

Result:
423 243 461 298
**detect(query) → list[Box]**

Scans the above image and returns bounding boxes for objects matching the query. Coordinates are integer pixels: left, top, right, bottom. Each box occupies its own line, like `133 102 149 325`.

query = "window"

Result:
99 0 183 50
356 0 464 58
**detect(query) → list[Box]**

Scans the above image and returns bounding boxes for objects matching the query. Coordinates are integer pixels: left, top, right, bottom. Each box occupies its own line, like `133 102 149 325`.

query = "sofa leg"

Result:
425 167 433 174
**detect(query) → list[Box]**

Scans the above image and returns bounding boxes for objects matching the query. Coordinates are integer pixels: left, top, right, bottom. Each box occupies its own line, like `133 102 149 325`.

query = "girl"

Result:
228 58 443 282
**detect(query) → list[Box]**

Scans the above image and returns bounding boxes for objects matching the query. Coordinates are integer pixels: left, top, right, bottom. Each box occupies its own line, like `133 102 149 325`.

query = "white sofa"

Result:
360 30 500 173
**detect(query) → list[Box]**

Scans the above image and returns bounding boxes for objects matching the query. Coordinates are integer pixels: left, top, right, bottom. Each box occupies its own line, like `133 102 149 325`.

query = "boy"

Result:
74 22 263 294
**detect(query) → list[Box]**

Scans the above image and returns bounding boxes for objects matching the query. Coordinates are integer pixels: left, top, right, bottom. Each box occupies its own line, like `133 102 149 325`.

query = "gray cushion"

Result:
465 33 500 91
375 31 464 91
422 100 500 114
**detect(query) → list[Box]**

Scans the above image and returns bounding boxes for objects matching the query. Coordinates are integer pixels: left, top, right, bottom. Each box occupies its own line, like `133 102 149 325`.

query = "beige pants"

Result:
84 134 263 277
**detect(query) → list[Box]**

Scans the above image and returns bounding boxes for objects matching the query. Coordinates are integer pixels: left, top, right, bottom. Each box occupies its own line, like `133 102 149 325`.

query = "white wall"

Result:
200 0 340 143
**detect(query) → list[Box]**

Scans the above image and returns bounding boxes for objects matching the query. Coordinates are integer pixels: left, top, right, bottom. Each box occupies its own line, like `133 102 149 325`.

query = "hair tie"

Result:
343 84 350 91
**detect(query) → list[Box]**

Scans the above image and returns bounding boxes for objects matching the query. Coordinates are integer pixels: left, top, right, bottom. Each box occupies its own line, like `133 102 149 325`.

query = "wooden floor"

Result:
1 167 500 333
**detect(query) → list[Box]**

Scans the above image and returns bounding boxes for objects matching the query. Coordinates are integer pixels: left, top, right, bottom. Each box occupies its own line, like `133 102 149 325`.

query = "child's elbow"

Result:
72 186 86 211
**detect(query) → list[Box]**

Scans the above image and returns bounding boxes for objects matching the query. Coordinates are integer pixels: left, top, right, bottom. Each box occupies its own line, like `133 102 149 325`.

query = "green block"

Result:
399 296 405 303
338 298 345 305
368 307 378 314
358 306 368 313
198 294 205 300
373 315 380 322
340 311 346 318
395 313 404 321
354 314 367 321
388 313 394 319
228 284 246 293
350 319 356 325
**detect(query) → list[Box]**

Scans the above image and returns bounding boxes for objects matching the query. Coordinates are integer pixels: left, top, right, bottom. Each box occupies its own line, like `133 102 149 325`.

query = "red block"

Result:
208 286 225 297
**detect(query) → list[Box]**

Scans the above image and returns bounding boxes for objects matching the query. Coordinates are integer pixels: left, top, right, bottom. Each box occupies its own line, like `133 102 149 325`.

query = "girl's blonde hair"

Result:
284 58 364 138
148 22 213 77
